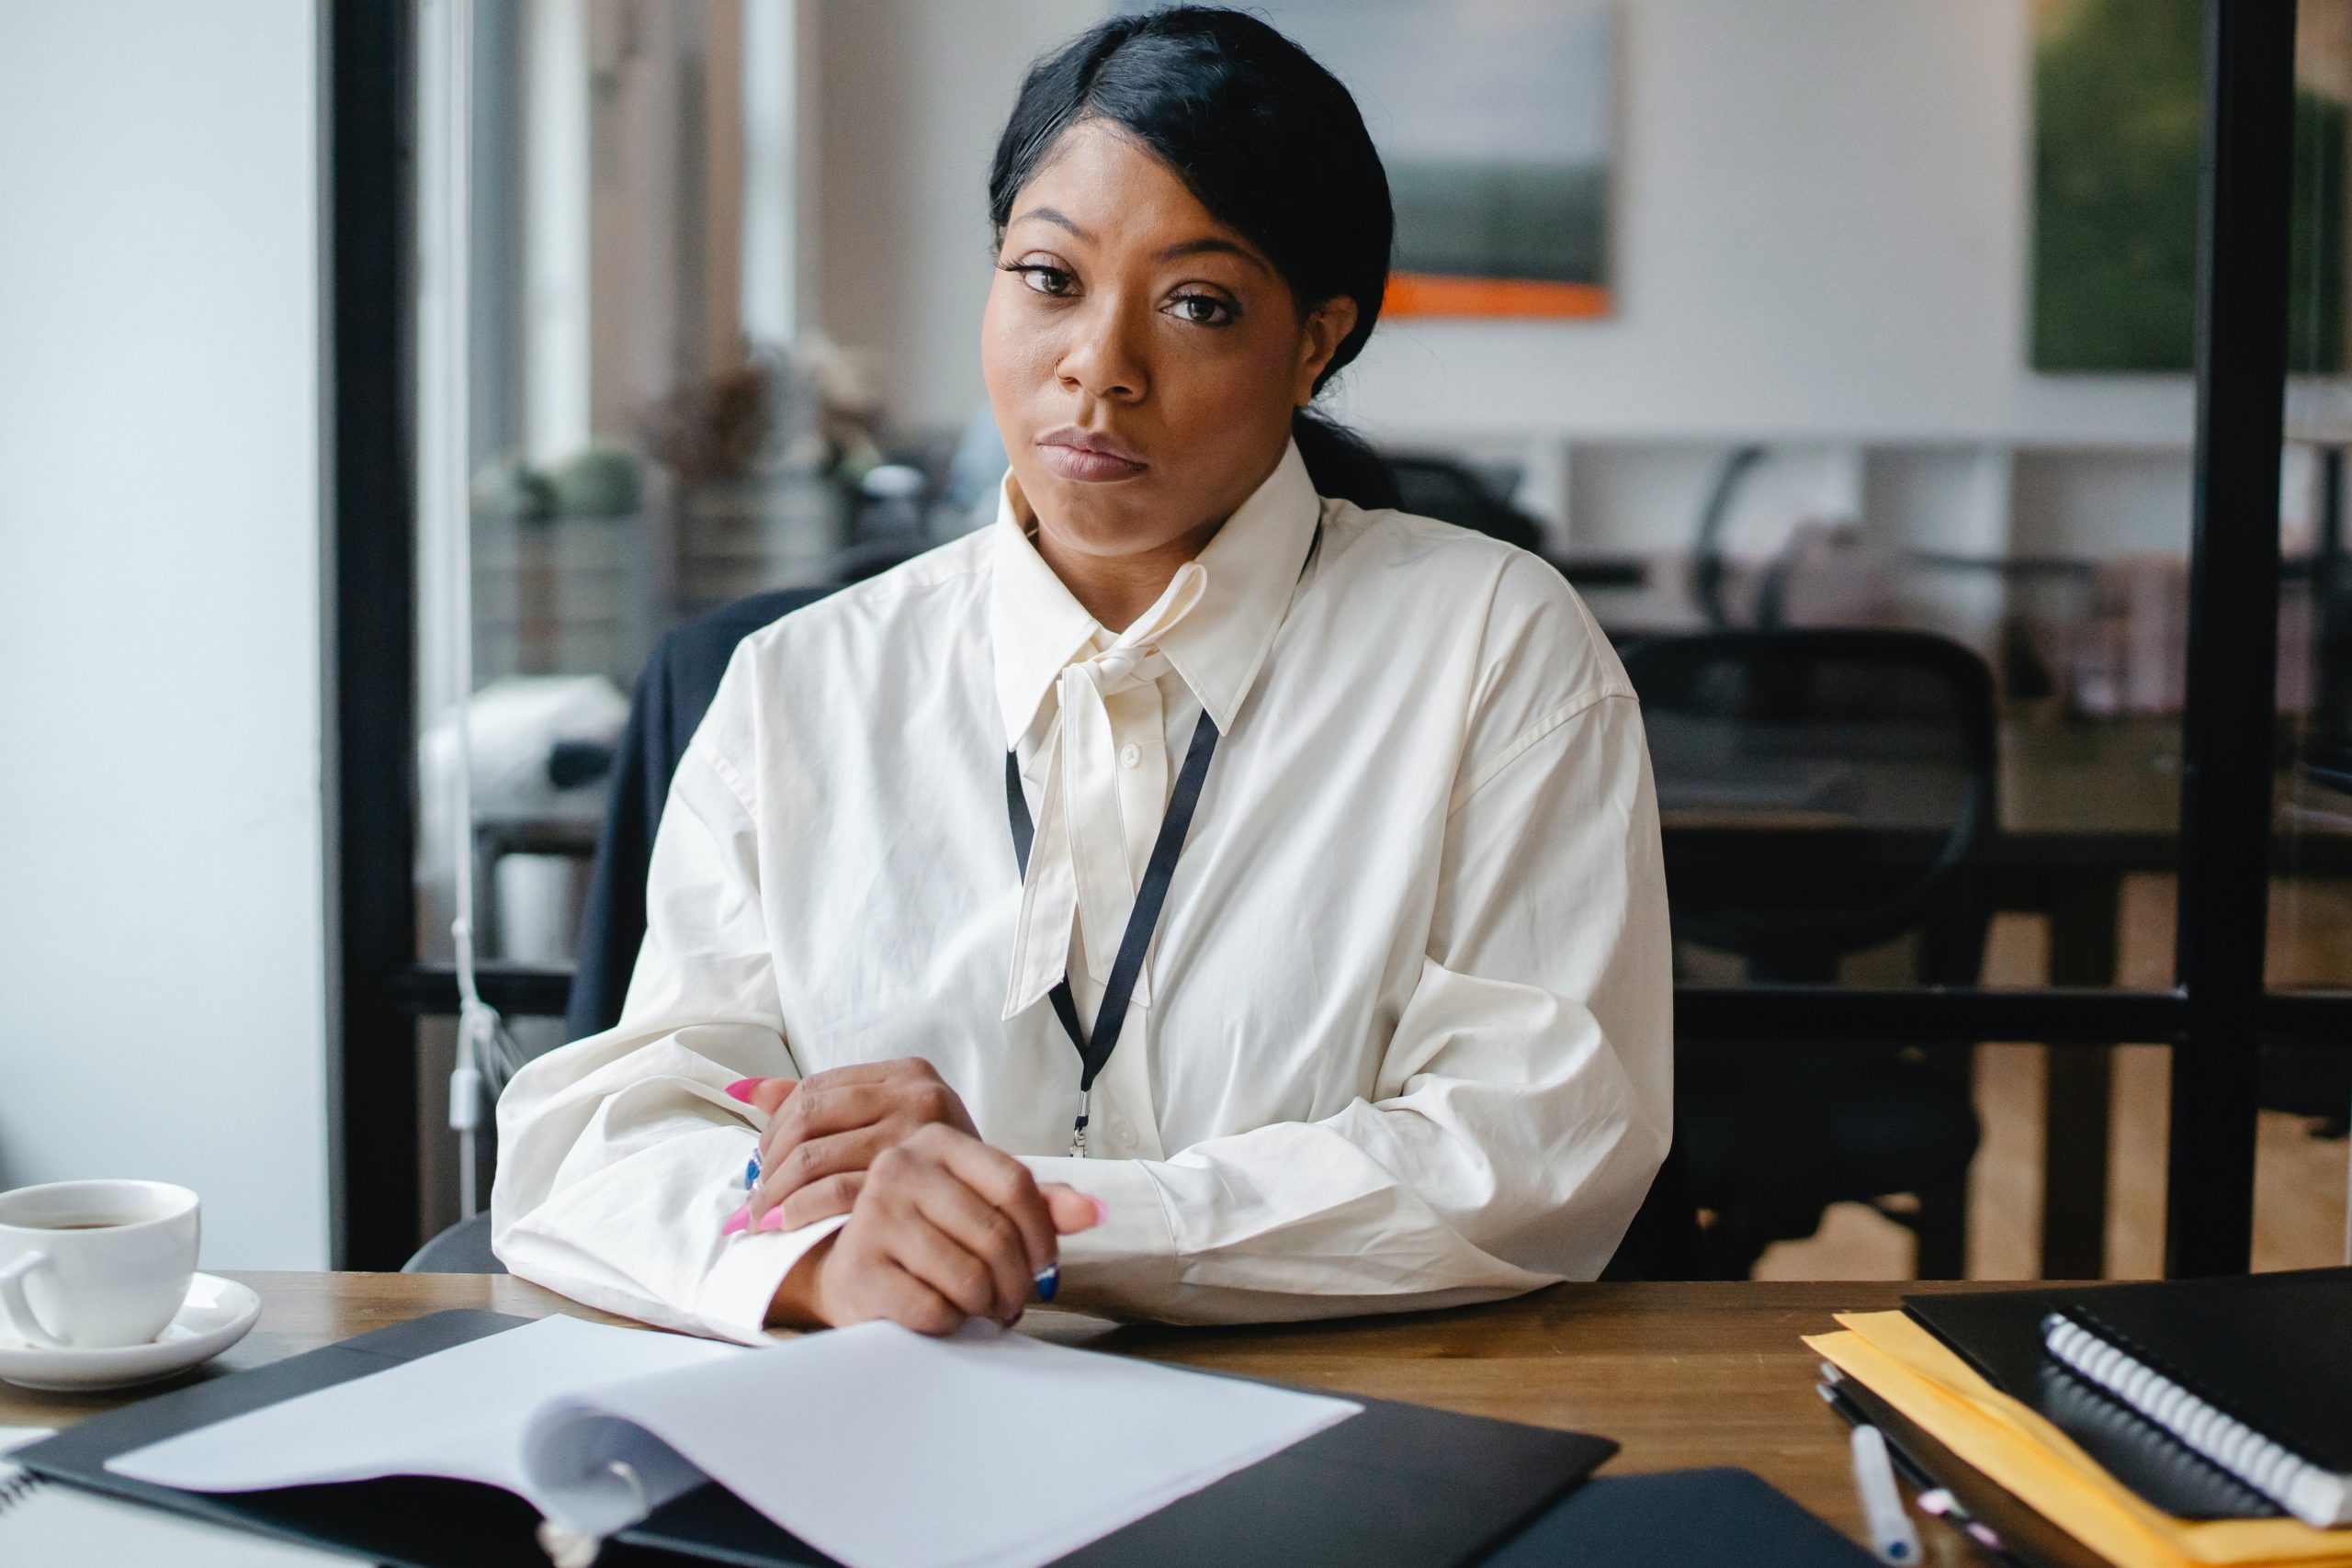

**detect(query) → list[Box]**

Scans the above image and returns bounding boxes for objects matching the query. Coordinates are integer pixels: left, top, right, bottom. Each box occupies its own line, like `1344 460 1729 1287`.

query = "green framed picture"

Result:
2032 0 2347 373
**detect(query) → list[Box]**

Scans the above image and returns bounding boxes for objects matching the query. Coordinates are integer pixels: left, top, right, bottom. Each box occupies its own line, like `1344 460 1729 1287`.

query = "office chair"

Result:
563 585 839 1043
1382 453 1547 552
1621 628 1994 1280
1599 1146 1705 1281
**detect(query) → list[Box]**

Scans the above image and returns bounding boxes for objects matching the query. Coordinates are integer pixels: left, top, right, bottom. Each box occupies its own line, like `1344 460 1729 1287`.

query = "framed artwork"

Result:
1169 0 1618 320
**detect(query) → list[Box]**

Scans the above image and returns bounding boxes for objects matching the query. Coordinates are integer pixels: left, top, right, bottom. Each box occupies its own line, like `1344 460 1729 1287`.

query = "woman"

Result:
492 6 1669 1341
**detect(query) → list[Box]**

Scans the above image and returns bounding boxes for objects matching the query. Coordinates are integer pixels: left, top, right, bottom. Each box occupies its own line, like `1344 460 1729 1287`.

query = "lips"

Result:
1037 426 1148 484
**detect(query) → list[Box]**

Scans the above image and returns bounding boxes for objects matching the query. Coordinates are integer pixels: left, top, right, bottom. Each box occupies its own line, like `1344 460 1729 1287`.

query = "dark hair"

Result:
988 6 1402 511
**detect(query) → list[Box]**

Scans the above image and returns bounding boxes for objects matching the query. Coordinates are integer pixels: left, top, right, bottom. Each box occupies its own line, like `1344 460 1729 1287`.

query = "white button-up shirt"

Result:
492 435 1672 1343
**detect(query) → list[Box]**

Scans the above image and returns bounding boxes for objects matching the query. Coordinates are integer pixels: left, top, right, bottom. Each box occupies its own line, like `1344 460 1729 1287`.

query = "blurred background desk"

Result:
1992 717 2352 1279
0 1272 2003 1563
1989 716 2182 1283
1668 711 2352 1281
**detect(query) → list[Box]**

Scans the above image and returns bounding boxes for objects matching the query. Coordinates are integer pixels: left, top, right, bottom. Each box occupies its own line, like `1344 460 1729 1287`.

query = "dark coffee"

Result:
23 1218 132 1230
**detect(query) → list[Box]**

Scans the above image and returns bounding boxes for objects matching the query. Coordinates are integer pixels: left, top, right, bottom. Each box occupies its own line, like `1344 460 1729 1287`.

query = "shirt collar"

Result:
988 434 1322 749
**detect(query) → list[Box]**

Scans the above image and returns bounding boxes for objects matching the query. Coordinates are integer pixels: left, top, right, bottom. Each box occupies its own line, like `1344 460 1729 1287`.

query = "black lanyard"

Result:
1002 518 1317 1156
1006 708 1218 1156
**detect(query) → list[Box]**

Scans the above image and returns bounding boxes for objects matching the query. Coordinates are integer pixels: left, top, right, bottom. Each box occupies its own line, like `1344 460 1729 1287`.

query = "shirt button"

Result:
1114 1121 1139 1149
1118 743 1141 769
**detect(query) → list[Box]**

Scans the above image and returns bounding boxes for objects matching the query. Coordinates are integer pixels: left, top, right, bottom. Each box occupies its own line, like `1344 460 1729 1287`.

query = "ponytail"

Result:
1291 407 1399 512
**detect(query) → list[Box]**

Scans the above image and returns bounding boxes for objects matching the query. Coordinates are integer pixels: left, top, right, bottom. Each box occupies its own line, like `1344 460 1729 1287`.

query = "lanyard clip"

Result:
1069 1111 1089 1160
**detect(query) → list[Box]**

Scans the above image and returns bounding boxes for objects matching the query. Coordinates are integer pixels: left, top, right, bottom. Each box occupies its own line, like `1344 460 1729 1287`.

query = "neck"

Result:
1032 518 1223 632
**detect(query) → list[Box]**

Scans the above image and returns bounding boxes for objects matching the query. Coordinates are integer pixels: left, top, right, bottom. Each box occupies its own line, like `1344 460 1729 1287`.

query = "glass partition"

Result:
2257 3 2352 1275
420 3 2233 1001
387 0 2335 1275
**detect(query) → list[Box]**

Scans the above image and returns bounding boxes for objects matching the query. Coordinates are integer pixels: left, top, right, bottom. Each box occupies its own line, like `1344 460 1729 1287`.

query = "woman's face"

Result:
981 118 1357 564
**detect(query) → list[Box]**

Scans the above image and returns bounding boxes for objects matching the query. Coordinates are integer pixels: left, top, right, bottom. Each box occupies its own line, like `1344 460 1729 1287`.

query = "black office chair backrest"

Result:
1621 628 1996 982
1383 453 1546 552
566 585 837 1040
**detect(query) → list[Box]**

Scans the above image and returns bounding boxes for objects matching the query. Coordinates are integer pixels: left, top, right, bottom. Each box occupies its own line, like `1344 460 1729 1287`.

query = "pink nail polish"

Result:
1089 1195 1110 1227
756 1208 787 1233
724 1077 762 1104
720 1204 749 1236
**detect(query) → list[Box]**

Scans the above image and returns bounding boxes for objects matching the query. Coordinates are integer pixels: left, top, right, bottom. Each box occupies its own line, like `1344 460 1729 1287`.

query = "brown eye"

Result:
1004 263 1076 298
1168 291 1237 327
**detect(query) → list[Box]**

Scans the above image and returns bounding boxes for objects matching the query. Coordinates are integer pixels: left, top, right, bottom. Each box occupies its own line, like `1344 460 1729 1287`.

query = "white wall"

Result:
1341 0 2192 448
813 0 1109 432
814 0 2195 468
0 1 331 1268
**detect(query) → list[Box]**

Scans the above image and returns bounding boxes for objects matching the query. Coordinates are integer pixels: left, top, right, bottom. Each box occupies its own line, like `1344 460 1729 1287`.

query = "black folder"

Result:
1823 1372 2113 1568
13 1309 1616 1568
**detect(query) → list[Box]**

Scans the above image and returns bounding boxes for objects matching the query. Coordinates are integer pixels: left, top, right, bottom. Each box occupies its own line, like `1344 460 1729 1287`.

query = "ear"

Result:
1292 296 1361 405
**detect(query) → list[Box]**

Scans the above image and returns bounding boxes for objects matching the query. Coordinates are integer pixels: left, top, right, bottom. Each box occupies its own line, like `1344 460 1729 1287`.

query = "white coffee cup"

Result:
0 1179 200 1349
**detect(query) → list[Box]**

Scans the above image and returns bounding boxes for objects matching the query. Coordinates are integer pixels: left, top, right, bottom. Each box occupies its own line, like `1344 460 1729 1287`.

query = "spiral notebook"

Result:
1907 1268 2352 1529
2038 1269 2352 1529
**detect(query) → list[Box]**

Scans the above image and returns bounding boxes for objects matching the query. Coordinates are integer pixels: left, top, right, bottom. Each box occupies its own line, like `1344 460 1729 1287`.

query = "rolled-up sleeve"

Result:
1034 684 1674 1324
490 729 842 1343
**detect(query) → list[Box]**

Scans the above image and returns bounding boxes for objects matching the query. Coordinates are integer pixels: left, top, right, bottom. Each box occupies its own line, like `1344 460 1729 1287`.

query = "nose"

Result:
1057 296 1148 403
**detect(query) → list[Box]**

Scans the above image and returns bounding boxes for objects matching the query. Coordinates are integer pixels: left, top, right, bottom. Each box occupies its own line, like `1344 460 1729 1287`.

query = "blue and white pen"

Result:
1849 1424 1920 1565
728 1077 767 1194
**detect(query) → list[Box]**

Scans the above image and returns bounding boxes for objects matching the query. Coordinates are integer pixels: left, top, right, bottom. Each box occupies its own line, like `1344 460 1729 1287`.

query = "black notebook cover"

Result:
1904 1284 2269 1520
1904 1269 2352 1521
14 1309 1615 1568
2052 1268 2352 1478
1483 1468 1878 1567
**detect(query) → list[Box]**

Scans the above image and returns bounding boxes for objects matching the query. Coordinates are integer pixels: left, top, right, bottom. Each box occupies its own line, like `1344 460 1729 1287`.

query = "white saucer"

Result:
0 1273 260 1392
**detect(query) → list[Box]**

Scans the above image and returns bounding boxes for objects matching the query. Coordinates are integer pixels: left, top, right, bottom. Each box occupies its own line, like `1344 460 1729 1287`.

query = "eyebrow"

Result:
1152 236 1270 276
1011 205 1089 238
1010 206 1272 276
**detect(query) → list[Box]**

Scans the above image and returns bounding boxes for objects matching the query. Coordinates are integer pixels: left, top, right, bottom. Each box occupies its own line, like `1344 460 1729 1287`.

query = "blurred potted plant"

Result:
469 444 647 685
648 333 886 612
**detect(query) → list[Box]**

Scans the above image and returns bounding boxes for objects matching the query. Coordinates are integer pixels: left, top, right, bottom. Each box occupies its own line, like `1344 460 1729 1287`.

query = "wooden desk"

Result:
1 1273 2007 1566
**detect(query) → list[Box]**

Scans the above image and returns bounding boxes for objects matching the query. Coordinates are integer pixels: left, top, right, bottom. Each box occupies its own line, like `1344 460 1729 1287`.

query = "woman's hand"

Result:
765 1124 1103 1334
731 1059 979 1231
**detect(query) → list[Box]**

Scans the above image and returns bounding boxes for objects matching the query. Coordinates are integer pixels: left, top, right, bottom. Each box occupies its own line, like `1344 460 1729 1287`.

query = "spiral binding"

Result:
0 1467 44 1517
2041 1312 2329 1525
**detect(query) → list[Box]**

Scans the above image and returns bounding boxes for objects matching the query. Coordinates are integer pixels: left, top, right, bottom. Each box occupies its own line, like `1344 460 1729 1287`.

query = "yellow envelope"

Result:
1807 1312 2352 1568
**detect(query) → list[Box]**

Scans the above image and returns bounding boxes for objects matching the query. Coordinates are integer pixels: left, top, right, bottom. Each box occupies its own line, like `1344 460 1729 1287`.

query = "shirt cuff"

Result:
691 1213 848 1343
1018 1156 1179 1315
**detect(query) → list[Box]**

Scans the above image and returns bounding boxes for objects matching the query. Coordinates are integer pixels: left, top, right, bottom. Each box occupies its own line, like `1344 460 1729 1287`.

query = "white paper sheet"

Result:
107 1313 1359 1568
549 1320 1362 1568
